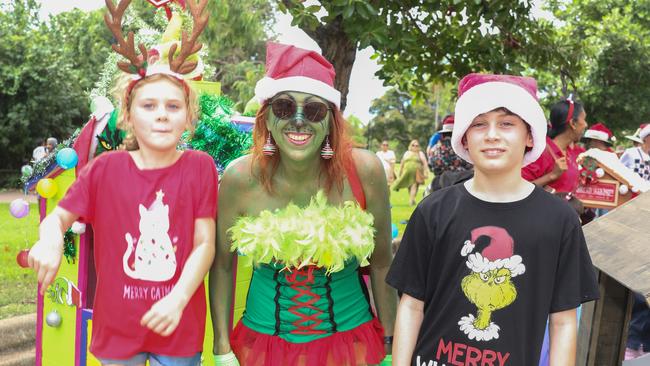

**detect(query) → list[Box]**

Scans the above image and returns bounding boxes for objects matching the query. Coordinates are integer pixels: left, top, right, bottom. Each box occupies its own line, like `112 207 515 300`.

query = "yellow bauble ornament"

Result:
36 178 58 198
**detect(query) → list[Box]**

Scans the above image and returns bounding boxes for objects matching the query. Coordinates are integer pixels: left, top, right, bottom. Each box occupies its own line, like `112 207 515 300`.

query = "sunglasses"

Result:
270 98 331 123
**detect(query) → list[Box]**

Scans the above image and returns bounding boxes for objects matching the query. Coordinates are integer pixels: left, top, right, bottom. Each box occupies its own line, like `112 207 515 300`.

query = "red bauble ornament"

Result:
16 249 30 268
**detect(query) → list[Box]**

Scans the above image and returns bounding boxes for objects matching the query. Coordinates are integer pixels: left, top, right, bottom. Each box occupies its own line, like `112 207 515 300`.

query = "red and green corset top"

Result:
229 191 377 342
242 260 374 342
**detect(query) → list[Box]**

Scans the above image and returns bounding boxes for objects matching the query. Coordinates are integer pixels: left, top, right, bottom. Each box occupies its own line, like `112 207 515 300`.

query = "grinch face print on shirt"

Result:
459 226 526 341
122 190 177 282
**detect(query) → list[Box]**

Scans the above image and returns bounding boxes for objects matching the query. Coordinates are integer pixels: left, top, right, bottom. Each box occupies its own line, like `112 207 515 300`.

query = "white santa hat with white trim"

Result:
254 42 341 108
460 226 525 277
451 73 547 167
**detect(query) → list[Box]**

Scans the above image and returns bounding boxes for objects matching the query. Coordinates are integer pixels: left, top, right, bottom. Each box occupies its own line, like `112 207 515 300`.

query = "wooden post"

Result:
577 272 634 365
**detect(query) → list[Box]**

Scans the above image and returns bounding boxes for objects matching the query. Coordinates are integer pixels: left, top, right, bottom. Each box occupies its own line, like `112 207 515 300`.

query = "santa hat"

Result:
641 124 650 141
583 122 615 145
254 42 341 108
438 115 455 134
460 226 526 277
452 73 547 167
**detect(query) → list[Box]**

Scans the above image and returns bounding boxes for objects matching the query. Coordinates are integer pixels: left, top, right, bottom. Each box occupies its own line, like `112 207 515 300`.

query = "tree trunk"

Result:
311 16 357 112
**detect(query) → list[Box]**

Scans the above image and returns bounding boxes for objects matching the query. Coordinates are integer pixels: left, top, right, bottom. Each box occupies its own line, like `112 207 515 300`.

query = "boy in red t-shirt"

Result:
27 4 217 364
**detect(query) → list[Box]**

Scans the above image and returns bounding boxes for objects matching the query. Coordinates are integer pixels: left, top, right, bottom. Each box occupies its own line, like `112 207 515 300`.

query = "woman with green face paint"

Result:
209 43 396 366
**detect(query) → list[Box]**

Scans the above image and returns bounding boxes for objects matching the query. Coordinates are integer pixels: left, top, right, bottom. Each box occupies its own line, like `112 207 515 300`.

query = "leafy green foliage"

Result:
345 115 367 147
0 1 111 174
367 88 447 157
281 0 558 102
541 0 650 133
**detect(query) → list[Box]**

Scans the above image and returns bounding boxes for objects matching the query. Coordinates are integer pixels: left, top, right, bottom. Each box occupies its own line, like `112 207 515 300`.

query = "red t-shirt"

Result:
58 150 218 359
521 137 583 193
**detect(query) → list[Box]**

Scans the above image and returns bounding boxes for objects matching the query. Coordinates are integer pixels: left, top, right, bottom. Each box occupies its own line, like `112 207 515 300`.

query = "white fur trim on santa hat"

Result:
641 124 650 141
458 314 501 341
584 129 610 142
452 81 547 167
465 252 526 277
255 76 341 108
461 240 475 256
440 123 454 133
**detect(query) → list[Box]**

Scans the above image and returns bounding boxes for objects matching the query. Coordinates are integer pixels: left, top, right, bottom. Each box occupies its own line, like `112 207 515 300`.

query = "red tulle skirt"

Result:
230 318 386 366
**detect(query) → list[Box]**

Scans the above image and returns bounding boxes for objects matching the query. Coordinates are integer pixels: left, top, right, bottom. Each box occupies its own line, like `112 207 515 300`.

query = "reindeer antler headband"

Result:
104 0 209 94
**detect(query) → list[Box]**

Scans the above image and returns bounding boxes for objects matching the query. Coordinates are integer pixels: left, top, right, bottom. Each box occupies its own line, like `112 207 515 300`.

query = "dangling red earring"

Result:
263 134 276 156
321 136 334 159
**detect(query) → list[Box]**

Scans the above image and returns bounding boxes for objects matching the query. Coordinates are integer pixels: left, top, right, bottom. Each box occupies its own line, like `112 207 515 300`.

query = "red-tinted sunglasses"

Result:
270 98 331 123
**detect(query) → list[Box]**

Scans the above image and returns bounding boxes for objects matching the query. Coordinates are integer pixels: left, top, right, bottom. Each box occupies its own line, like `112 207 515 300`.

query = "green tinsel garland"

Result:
63 229 76 264
188 94 253 173
21 128 82 186
230 191 376 274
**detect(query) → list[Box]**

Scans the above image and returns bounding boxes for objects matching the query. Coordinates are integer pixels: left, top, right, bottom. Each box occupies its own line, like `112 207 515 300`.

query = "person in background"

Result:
45 137 58 155
425 132 440 164
376 140 396 185
581 122 615 152
32 139 48 162
522 98 589 194
392 139 428 206
620 123 650 181
426 115 473 194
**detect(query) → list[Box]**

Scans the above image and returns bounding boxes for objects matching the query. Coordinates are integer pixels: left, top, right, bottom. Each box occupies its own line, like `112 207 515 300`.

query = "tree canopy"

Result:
280 0 558 107
538 0 650 134
0 0 112 172
366 87 454 157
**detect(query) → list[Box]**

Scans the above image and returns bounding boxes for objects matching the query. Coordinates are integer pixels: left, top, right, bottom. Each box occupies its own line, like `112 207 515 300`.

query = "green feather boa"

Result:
229 191 375 274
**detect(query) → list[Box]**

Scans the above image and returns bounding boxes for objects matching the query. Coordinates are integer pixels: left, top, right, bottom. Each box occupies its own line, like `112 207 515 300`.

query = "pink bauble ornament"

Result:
9 198 29 218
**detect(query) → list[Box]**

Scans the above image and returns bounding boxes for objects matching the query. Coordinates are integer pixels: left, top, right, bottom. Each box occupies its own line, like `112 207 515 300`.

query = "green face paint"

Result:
267 91 330 162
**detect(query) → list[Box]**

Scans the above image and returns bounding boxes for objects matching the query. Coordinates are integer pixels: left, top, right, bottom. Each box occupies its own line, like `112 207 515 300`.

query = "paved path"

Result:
0 190 37 204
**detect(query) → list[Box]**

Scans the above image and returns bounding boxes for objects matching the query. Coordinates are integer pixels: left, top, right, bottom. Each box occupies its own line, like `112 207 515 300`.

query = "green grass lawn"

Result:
0 170 430 320
0 202 39 319
389 162 432 241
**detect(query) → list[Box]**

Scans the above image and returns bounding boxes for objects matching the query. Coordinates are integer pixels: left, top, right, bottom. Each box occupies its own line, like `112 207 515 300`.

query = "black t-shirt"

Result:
386 184 599 366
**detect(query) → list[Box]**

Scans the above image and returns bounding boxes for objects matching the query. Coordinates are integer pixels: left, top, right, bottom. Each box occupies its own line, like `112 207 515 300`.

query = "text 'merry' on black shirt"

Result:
386 184 599 366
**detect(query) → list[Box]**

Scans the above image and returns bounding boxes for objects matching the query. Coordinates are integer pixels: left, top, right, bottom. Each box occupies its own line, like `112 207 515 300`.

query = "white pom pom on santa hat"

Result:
461 226 526 277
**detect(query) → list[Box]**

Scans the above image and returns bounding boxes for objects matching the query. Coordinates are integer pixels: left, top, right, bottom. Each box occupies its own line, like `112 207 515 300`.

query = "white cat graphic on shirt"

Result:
123 190 177 281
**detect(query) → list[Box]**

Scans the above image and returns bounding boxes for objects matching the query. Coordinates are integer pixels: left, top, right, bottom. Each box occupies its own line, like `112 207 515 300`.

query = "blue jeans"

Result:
98 352 201 366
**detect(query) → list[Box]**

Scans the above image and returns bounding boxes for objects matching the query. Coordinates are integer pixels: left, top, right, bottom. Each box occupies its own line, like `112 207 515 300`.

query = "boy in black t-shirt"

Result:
386 74 599 366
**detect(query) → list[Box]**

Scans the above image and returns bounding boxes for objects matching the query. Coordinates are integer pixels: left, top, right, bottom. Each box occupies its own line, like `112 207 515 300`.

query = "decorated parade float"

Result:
575 148 650 209
11 1 255 364
572 149 650 364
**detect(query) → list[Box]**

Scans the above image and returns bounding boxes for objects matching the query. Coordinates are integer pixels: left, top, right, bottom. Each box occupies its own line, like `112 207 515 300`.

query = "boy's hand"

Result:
28 240 63 295
140 292 187 336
